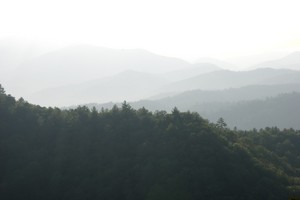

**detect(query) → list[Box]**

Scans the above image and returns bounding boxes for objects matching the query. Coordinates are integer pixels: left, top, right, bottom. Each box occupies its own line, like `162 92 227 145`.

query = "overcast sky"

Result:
1 0 300 61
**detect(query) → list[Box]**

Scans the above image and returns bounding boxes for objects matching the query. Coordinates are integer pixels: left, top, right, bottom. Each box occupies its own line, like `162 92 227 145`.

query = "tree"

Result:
122 101 132 111
0 84 5 95
216 117 227 129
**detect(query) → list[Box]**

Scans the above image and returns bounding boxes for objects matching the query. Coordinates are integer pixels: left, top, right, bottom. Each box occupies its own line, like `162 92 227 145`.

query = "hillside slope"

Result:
201 92 300 130
0 84 296 200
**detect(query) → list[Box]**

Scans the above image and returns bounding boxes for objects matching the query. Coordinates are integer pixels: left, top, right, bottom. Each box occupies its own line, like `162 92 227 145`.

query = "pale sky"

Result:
1 0 300 61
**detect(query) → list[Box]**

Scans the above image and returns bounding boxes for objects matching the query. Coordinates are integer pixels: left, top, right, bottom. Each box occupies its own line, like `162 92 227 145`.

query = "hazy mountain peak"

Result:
162 63 222 81
194 57 235 70
254 51 300 70
7 45 193 97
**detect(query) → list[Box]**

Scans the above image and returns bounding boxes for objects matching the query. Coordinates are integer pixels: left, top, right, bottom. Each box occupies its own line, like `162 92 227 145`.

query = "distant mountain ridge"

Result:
80 84 300 130
254 51 300 70
2 40 300 108
31 68 300 107
28 70 170 107
6 44 219 98
160 68 300 93
162 63 221 81
203 92 300 129
194 57 236 70
84 83 300 111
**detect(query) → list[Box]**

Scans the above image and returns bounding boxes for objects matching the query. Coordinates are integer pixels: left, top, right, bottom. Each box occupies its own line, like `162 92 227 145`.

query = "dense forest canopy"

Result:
1 84 300 200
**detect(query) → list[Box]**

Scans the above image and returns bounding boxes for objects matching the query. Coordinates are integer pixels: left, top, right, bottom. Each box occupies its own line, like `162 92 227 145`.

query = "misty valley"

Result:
1 42 300 199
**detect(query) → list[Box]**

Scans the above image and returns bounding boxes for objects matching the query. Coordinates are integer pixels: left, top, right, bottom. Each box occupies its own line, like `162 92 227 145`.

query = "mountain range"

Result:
2 40 300 127
4 44 219 99
254 51 300 70
83 84 300 130
31 68 300 107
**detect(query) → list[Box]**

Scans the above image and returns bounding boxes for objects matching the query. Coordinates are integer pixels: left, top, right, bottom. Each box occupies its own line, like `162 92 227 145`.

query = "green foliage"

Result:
0 84 5 95
216 117 227 129
0 87 299 199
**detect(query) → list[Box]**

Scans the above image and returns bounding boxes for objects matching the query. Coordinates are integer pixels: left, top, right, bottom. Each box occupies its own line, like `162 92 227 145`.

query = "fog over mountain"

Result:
136 83 300 111
193 57 235 70
5 44 220 99
28 70 169 107
223 51 291 69
26 67 300 107
2 1 300 199
253 51 300 70
2 40 300 111
84 83 300 110
160 68 300 93
0 39 52 81
162 63 221 81
83 84 300 130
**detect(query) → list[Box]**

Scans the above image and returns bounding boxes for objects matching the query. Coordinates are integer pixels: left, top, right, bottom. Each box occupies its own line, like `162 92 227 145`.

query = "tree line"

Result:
0 84 299 200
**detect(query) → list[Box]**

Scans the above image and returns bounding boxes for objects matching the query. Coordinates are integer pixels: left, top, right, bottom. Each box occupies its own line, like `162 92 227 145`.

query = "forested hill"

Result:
1 84 300 200
199 92 300 130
